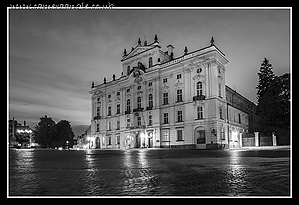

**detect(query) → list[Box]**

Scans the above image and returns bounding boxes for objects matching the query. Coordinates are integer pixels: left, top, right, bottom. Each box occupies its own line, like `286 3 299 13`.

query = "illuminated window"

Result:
162 130 169 141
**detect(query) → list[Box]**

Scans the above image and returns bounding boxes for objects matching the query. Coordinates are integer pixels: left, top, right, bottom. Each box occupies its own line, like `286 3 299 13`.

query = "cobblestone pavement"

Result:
8 147 290 197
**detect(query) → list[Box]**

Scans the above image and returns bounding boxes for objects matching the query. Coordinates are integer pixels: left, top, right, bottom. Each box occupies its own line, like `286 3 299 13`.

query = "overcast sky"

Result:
8 8 290 132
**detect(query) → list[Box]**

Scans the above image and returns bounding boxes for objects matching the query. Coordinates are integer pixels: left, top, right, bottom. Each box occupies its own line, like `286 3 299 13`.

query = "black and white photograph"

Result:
8 7 291 197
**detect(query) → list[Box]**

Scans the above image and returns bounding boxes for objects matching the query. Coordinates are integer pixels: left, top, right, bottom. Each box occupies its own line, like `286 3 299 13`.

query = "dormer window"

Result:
127 66 130 75
149 57 153 67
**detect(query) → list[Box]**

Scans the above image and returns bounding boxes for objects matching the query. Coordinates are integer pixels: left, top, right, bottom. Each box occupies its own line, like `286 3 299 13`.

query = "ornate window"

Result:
196 81 203 96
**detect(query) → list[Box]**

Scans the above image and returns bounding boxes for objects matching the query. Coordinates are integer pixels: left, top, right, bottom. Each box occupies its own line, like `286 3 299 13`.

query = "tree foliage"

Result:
34 115 56 148
256 58 290 141
256 58 275 104
34 115 75 148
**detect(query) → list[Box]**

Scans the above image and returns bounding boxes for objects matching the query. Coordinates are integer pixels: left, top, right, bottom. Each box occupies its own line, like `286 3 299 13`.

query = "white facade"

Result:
89 35 250 149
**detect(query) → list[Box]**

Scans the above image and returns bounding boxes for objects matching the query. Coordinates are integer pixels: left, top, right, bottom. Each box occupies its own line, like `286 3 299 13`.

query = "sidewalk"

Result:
240 145 290 150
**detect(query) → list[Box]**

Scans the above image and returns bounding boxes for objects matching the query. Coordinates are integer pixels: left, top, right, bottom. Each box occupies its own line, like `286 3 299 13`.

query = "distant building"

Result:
89 35 259 149
9 119 34 148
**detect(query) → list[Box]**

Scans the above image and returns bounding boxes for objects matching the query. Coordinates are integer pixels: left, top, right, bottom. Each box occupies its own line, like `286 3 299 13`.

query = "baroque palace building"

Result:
89 35 259 149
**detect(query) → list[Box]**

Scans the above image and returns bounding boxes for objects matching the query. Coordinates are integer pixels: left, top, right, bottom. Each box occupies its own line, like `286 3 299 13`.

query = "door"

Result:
95 137 100 149
194 126 206 149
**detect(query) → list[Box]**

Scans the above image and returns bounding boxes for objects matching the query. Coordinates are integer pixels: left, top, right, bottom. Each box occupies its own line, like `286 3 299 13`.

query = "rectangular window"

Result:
137 97 142 109
163 92 168 105
126 117 130 127
126 99 130 112
219 106 223 119
197 82 203 96
148 94 153 107
116 104 120 114
117 135 120 145
108 94 111 99
148 114 153 126
238 113 241 124
137 116 141 126
96 123 99 132
117 91 120 96
162 130 169 141
96 106 100 116
108 106 111 116
177 74 181 79
163 78 167 83
218 83 222 97
177 130 183 141
177 89 183 102
197 106 203 119
108 122 111 131
163 113 169 124
108 136 111 145
177 110 183 122
221 127 225 140
117 120 120 130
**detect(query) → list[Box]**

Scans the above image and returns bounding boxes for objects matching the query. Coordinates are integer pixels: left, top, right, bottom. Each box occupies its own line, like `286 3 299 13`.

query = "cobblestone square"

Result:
8 147 290 197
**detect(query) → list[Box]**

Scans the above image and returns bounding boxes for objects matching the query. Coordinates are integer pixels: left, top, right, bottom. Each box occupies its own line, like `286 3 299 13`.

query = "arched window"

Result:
137 96 142 109
196 81 203 96
149 57 153 67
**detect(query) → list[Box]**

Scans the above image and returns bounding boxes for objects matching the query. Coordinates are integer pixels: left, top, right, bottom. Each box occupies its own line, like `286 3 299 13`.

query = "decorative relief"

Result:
148 87 153 93
161 83 169 91
137 90 143 96
174 80 183 88
193 74 205 81
193 100 205 107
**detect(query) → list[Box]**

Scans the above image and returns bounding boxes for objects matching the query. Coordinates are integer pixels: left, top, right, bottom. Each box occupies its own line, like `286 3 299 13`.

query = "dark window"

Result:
177 130 183 141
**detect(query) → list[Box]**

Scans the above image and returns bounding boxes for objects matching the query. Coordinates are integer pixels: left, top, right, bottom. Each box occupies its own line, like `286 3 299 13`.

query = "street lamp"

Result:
66 140 69 150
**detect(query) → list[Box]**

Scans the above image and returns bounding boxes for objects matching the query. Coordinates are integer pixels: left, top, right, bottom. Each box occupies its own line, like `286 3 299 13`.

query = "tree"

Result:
52 120 75 148
256 58 275 104
256 58 290 144
34 115 56 148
